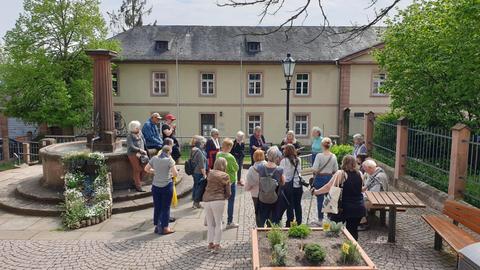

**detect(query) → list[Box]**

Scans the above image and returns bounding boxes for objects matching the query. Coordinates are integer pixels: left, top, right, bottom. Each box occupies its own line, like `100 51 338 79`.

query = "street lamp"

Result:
282 53 296 132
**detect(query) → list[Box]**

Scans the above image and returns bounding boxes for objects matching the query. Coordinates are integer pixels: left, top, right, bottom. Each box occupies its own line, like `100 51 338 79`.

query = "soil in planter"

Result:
257 230 367 267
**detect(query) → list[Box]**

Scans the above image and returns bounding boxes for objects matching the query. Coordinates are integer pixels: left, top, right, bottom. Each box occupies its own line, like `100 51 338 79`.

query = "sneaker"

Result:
226 222 239 229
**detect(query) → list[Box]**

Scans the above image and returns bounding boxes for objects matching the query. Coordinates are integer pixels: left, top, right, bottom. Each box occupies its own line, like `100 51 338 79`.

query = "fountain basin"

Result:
40 140 137 190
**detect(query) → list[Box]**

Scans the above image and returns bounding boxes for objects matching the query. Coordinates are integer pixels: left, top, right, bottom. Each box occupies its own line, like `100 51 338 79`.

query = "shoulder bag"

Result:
322 170 346 214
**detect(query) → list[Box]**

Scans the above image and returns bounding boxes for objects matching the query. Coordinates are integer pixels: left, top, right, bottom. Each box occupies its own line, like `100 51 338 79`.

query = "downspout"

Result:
335 59 341 137
240 43 244 132
175 37 180 138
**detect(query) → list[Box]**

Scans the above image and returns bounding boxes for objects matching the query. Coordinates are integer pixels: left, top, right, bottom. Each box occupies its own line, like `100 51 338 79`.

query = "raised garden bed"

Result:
252 226 376 270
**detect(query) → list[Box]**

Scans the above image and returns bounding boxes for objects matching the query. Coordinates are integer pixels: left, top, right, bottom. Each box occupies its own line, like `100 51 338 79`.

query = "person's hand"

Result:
310 188 316 195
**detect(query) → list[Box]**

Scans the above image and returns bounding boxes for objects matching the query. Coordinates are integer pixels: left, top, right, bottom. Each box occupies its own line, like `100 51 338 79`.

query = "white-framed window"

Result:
295 73 309 95
200 73 215 96
247 114 262 135
372 73 387 96
200 114 216 137
248 73 262 96
294 114 309 137
152 72 167 95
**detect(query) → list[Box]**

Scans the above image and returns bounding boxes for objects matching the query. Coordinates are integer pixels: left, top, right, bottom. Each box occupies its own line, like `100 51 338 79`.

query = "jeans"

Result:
192 173 203 203
227 183 236 223
345 217 362 240
236 159 243 182
314 175 332 221
152 182 173 230
204 200 226 244
252 197 260 226
257 201 277 227
275 185 303 227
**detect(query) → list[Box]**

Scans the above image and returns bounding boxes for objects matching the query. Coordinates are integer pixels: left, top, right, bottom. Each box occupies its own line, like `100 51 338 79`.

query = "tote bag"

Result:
322 170 345 214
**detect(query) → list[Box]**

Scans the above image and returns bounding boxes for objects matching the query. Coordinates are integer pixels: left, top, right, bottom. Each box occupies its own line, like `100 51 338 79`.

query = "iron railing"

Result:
466 135 480 207
405 125 451 193
299 154 313 170
29 141 40 163
372 121 397 167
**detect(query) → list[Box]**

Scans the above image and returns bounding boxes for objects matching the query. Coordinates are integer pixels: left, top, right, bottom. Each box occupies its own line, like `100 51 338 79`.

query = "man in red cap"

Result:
162 114 181 163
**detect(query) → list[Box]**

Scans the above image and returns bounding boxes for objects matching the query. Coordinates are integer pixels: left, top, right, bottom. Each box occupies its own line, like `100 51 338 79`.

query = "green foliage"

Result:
340 240 361 265
304 243 326 265
271 243 287 266
331 144 354 165
0 0 120 128
375 0 480 131
288 222 312 239
107 0 156 34
323 219 343 237
267 223 286 248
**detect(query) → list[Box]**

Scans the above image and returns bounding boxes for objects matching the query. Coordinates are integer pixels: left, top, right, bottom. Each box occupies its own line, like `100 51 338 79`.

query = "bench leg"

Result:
380 209 386 227
434 232 442 251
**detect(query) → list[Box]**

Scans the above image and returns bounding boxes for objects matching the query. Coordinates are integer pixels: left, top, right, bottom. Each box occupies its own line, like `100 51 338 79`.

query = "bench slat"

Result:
443 200 480 235
422 215 477 252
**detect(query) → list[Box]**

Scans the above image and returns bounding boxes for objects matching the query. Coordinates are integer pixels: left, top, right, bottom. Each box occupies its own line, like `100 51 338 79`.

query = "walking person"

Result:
216 138 240 228
310 127 323 165
190 135 208 209
231 131 245 184
277 144 304 227
203 157 231 253
311 137 338 223
245 149 267 226
312 155 366 240
126 120 148 192
249 126 267 165
256 146 285 227
205 128 221 170
145 145 177 235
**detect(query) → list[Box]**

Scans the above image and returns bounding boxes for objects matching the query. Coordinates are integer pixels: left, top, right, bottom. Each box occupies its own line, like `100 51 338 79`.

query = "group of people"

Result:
126 114 390 252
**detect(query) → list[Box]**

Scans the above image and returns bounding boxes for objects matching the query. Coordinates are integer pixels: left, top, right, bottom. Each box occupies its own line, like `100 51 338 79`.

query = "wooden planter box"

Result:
251 228 376 270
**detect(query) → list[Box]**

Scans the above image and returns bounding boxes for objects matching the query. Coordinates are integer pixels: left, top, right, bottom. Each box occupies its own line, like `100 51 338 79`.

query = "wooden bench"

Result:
422 200 480 252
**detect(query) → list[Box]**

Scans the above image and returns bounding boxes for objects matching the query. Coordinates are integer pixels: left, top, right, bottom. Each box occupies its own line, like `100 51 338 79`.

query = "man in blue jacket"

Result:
142 113 163 151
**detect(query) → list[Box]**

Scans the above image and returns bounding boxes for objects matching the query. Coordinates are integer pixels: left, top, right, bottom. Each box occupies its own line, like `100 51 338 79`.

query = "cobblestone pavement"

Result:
0 168 462 269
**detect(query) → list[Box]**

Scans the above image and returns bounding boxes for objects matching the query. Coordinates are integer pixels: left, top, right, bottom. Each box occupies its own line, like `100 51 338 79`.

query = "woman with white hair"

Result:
126 120 148 192
230 131 245 185
280 130 301 151
255 146 285 227
311 127 323 165
205 128 221 170
249 126 267 166
352 134 367 158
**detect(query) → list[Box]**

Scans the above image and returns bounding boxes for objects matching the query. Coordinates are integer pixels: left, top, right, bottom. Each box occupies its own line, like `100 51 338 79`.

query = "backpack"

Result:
185 150 199 176
258 165 279 204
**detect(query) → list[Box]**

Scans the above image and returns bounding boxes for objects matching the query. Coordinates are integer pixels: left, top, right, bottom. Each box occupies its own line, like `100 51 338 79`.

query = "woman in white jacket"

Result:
244 149 266 227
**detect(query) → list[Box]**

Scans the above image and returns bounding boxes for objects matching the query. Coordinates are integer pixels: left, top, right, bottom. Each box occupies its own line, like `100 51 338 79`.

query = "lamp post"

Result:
282 53 296 132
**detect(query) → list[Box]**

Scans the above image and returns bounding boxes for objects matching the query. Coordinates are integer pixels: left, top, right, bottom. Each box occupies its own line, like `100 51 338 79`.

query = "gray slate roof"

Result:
112 25 384 63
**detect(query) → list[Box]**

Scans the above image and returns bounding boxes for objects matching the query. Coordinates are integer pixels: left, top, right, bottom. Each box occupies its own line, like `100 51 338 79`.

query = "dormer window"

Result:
155 40 169 52
247 42 261 53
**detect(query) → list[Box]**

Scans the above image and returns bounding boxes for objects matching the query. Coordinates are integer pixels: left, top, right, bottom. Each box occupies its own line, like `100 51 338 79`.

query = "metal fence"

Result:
29 141 40 163
405 125 452 193
466 135 480 207
299 154 313 170
372 121 397 167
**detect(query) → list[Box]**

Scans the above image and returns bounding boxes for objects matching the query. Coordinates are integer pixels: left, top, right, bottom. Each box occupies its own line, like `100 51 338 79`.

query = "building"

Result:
111 25 390 144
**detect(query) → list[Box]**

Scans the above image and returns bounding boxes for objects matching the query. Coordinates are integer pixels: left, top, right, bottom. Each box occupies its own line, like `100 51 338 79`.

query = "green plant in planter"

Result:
304 243 326 265
288 222 312 238
323 219 344 237
271 243 287 266
267 222 286 248
340 240 361 265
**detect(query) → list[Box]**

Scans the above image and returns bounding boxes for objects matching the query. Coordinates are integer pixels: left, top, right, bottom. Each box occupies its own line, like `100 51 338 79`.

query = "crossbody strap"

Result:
316 154 333 174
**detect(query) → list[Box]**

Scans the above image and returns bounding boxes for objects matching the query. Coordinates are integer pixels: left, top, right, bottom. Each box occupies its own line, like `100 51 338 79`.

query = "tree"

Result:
218 0 402 43
375 0 480 130
107 0 156 34
0 0 119 128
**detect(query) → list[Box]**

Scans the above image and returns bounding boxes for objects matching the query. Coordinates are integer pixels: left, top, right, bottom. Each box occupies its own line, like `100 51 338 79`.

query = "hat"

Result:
165 114 176 121
151 112 162 119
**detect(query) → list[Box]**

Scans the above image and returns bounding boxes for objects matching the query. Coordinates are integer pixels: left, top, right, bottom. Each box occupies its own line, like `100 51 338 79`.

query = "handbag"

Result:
185 150 200 176
322 170 345 214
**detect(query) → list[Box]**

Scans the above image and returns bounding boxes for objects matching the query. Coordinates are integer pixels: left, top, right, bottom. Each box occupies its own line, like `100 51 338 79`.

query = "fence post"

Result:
394 117 408 182
0 113 9 162
22 142 30 164
448 123 470 200
341 108 351 144
364 111 375 155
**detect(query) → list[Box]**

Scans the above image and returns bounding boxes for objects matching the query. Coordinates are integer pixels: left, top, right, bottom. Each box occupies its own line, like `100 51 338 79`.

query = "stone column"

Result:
364 111 375 155
0 113 9 162
448 123 470 200
394 117 408 182
85 50 118 152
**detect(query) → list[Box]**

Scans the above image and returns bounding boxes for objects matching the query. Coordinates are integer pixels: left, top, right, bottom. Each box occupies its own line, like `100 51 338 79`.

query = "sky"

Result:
0 0 413 39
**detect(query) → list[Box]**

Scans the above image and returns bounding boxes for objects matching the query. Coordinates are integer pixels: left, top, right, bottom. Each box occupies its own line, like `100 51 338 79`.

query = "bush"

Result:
267 223 286 248
331 144 354 165
304 243 326 265
271 243 287 266
288 223 312 239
